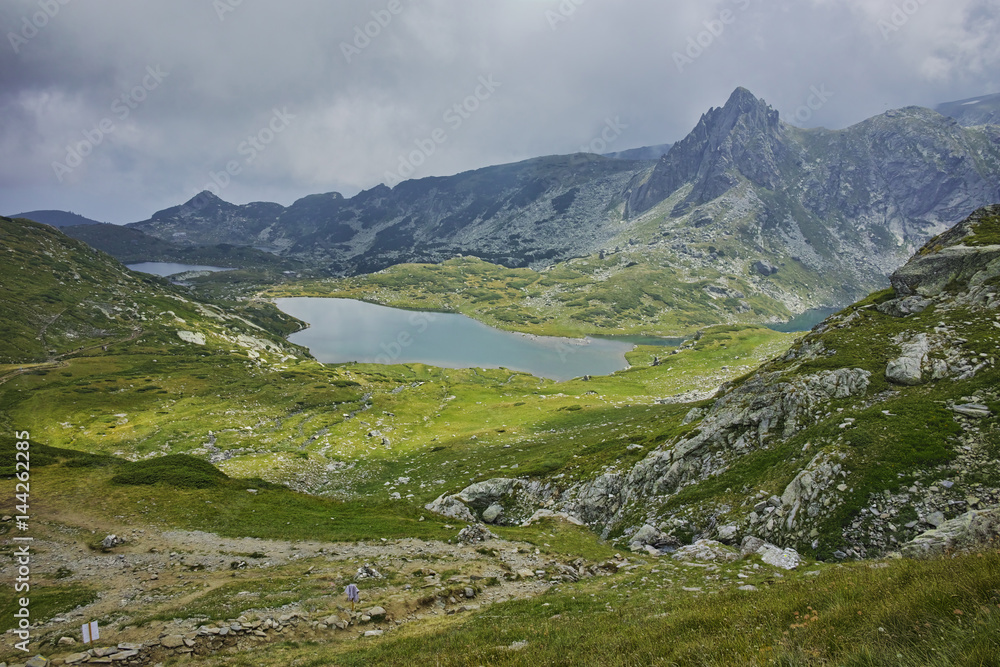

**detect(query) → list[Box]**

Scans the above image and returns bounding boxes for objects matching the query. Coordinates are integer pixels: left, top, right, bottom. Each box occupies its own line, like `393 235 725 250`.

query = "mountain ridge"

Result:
123 89 1000 313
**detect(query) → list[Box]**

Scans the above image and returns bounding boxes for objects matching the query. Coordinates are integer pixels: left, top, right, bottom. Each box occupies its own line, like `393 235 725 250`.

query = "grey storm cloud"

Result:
1 0 998 222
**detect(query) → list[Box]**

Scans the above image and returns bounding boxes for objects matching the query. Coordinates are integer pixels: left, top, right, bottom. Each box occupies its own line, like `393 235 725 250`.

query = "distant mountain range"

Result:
24 88 1000 314
935 92 1000 127
603 143 674 161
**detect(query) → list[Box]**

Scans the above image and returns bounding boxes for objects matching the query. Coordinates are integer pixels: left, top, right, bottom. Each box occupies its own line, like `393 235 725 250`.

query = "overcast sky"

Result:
1 0 998 223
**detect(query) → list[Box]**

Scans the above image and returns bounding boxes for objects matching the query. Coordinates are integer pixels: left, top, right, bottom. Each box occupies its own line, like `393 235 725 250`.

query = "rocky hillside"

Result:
62 221 304 270
0 216 157 362
426 206 1000 561
7 209 104 227
129 154 651 275
623 88 1000 304
0 216 300 364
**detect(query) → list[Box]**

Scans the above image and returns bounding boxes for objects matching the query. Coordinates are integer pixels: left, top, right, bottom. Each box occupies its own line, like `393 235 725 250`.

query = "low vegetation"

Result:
2 211 998 664
267 255 796 338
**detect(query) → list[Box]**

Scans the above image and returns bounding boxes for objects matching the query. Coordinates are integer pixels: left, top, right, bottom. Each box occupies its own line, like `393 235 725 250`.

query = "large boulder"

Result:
671 539 740 563
628 524 680 553
457 524 495 544
756 543 802 570
426 478 554 525
424 495 475 523
901 507 1000 558
885 334 930 385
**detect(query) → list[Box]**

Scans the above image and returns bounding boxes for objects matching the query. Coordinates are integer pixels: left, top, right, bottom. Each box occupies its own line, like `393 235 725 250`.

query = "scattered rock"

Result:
628 524 679 553
356 565 383 580
101 534 125 549
951 403 992 418
457 524 495 545
671 539 740 563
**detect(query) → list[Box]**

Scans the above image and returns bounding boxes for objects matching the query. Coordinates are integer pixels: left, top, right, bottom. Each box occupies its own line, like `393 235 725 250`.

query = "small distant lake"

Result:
126 262 233 277
765 307 841 333
274 297 636 382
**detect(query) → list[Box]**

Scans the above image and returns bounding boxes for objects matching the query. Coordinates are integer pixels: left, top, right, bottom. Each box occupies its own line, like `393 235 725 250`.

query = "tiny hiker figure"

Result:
345 582 360 611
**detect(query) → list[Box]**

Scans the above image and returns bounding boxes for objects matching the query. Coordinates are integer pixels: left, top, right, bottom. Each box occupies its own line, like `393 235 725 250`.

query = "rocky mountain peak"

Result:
712 86 781 136
625 87 784 217
151 190 230 222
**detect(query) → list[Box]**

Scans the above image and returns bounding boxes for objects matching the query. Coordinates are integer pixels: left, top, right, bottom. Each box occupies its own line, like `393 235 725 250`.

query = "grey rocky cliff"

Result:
558 367 871 533
887 205 1000 300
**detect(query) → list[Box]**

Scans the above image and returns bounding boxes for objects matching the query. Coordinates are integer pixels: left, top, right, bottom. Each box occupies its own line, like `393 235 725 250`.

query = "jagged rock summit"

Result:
625 86 785 217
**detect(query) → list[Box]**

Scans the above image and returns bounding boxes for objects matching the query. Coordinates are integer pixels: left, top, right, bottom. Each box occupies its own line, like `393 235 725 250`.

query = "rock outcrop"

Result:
423 207 1000 564
426 478 555 526
901 507 1000 558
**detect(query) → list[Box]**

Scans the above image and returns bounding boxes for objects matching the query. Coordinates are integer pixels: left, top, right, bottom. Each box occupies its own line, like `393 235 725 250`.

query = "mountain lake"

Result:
126 262 234 276
274 297 647 381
